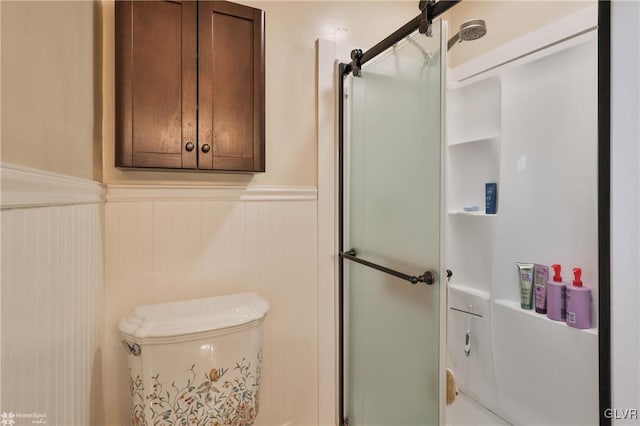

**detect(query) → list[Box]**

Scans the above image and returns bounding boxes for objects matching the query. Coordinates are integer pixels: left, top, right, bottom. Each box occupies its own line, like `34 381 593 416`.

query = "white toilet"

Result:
119 292 269 426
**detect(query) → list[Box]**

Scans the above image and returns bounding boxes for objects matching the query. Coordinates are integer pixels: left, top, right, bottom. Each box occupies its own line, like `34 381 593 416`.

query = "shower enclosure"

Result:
336 2 612 426
338 3 455 424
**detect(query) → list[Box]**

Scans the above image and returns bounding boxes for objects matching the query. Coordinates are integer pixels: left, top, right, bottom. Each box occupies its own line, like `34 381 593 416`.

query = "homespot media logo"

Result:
604 408 639 420
1 412 47 425
0 412 14 426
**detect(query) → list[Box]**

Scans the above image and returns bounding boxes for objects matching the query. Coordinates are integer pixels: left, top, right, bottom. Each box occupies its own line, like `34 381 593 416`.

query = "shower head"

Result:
447 19 487 51
459 19 487 41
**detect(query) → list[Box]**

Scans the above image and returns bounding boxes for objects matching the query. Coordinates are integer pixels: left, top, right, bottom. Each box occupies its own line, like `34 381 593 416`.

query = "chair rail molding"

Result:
106 184 318 202
1 162 106 209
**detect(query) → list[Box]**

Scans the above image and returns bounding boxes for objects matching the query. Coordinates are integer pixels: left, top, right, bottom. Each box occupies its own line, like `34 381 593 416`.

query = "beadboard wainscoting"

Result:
0 163 105 425
104 185 319 426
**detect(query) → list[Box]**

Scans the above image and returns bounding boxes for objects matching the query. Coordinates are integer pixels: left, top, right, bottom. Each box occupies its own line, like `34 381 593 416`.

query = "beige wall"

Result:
102 1 417 187
444 0 596 68
100 3 419 424
104 194 319 425
1 1 102 181
0 0 596 183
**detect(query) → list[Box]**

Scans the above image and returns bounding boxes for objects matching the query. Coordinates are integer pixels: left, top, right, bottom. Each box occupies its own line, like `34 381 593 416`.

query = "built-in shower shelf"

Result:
447 283 490 301
445 127 500 217
448 210 498 217
493 299 598 336
446 76 501 146
448 133 500 147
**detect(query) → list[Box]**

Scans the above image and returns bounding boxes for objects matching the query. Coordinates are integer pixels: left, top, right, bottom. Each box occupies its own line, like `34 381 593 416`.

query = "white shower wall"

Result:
103 186 319 426
611 0 640 422
0 163 105 425
445 7 600 426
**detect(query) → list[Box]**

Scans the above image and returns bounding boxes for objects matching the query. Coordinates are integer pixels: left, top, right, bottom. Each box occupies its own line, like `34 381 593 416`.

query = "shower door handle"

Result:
340 249 437 285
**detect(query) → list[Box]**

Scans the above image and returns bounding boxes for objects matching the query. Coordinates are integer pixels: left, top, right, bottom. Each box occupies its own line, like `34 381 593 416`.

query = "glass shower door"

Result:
343 21 444 425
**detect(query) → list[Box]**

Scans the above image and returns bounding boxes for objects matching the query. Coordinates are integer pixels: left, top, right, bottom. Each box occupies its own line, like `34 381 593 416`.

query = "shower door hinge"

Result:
350 49 363 77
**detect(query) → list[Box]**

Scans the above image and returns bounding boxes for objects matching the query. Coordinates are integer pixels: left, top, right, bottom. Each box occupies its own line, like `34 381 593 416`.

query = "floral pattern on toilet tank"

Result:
129 350 262 426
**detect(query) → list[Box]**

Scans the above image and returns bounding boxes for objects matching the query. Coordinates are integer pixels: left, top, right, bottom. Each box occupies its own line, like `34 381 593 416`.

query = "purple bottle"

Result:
546 264 566 321
534 264 549 314
566 267 592 329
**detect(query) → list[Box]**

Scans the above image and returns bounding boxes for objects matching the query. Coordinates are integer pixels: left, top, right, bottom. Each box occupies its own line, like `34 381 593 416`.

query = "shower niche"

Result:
447 77 501 146
444 7 599 426
445 76 500 295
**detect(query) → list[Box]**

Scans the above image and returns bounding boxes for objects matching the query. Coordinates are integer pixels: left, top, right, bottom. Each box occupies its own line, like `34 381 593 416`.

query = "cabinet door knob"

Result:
201 144 211 153
185 142 195 152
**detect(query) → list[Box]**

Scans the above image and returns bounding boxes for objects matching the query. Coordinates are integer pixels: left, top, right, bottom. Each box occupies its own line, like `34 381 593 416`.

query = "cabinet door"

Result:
115 0 197 169
198 1 265 172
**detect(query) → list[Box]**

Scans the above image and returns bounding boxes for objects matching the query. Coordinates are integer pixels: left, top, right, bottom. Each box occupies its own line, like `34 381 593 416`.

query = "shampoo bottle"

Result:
546 264 567 321
566 267 592 329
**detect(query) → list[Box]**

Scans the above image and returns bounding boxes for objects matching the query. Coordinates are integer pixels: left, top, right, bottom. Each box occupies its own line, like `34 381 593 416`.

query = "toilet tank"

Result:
119 292 270 426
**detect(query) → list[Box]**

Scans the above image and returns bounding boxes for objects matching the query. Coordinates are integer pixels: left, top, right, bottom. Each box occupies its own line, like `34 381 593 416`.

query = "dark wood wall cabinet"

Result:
115 0 265 172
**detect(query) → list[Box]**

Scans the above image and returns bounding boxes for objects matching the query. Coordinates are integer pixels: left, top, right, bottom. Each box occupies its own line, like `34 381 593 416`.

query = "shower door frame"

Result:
333 2 613 425
337 2 457 424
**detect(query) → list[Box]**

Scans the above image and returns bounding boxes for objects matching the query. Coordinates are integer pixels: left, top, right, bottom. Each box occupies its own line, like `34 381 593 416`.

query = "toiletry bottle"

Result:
517 263 535 310
534 264 549 314
485 183 498 214
565 267 592 329
546 264 567 321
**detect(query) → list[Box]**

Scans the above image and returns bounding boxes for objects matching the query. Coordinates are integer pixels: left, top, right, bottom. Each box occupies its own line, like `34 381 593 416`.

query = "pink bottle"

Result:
565 267 592 329
546 264 566 321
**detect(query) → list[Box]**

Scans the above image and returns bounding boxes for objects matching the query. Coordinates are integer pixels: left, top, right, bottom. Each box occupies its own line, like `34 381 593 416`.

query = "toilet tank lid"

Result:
118 292 270 339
